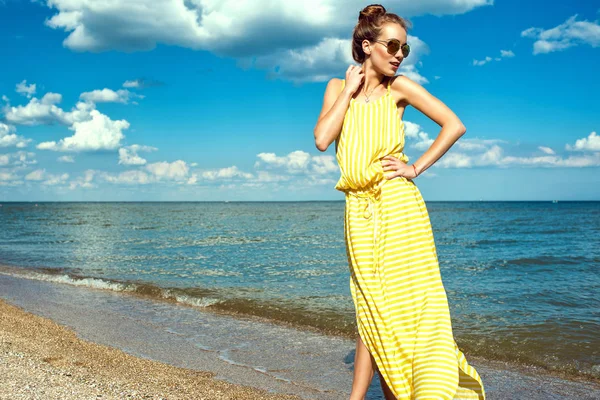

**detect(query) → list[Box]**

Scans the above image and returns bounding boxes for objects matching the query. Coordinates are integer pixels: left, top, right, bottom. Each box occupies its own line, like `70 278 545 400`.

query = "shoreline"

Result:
0 297 302 400
2 270 600 399
1 262 598 386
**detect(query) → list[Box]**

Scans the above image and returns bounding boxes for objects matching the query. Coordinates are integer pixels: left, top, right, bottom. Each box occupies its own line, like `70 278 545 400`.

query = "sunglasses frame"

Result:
373 39 410 58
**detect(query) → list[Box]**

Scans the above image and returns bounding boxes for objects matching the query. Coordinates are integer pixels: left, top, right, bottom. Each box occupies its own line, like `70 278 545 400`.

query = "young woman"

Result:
313 4 486 400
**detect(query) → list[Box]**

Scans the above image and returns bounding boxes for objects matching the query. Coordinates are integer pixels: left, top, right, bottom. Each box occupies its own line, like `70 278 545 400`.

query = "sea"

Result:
0 200 598 384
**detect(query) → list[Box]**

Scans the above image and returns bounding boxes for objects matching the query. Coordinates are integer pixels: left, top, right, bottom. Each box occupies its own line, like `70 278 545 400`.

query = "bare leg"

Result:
378 370 397 400
349 334 375 400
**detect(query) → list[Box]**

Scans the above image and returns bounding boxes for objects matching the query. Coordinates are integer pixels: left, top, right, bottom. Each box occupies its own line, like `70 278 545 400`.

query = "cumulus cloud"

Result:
80 88 144 104
565 131 600 152
25 169 45 181
145 160 189 181
101 169 153 185
58 155 75 163
311 154 338 174
3 84 136 153
418 132 600 169
122 78 164 89
521 15 600 55
15 80 36 98
24 168 69 185
473 49 515 66
254 150 312 173
0 122 31 148
0 169 22 186
3 93 94 126
118 144 158 165
0 151 37 168
39 0 491 82
201 165 254 181
37 110 129 152
68 169 97 190
538 146 555 155
98 160 192 185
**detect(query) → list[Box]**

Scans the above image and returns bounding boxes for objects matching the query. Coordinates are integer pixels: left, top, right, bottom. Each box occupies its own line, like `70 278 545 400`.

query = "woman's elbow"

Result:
314 130 328 152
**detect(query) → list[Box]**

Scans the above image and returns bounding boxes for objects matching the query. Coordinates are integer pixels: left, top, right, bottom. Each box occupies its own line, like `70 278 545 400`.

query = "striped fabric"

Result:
335 78 486 399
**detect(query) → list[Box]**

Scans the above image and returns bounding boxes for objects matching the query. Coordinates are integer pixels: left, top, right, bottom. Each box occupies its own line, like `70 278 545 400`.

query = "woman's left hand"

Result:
381 155 417 180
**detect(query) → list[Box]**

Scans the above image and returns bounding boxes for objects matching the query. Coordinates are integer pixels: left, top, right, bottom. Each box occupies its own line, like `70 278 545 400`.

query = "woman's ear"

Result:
362 40 371 56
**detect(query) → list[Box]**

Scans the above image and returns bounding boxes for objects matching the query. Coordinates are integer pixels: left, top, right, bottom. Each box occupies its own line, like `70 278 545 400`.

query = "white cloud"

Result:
521 15 600 55
0 170 21 184
473 49 515 66
101 170 153 185
98 160 192 185
58 155 75 163
255 150 311 173
473 56 492 66
0 151 37 167
0 122 31 148
565 131 600 151
424 133 600 169
118 144 158 165
538 146 555 155
41 0 491 82
145 160 189 181
311 154 338 174
122 78 164 89
24 168 70 186
201 165 254 180
25 169 45 181
15 80 36 98
68 169 97 190
37 109 129 152
80 88 143 104
3 93 94 126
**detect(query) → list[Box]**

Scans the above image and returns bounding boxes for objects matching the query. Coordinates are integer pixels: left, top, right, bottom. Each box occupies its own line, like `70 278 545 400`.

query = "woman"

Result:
313 4 486 400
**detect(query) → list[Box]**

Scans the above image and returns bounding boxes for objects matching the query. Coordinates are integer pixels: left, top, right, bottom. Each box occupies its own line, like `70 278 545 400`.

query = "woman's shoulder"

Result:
390 74 420 90
324 77 344 94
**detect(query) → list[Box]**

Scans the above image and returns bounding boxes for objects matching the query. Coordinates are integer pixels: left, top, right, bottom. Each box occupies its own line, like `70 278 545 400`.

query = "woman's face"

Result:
364 22 407 76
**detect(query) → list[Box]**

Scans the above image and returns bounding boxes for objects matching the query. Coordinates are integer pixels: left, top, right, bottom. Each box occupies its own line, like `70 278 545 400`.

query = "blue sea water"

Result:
0 201 598 381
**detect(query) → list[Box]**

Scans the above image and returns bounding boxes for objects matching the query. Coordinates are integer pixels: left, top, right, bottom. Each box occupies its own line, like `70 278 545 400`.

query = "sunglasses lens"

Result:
388 40 400 54
402 44 410 57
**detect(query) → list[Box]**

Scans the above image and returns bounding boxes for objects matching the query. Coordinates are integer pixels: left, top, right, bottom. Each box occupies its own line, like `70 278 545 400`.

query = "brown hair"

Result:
352 4 412 64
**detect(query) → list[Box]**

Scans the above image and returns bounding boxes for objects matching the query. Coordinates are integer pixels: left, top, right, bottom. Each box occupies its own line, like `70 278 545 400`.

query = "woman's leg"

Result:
378 370 397 400
349 334 375 400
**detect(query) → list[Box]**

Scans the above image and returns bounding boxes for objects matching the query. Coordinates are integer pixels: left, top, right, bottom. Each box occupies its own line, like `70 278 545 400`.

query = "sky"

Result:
0 0 599 201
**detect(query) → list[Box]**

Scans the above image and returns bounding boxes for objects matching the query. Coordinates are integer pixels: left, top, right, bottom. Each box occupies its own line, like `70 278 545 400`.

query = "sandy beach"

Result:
0 298 302 400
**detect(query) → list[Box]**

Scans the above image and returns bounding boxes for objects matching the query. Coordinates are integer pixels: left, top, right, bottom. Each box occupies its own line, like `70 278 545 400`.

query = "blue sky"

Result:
0 0 599 201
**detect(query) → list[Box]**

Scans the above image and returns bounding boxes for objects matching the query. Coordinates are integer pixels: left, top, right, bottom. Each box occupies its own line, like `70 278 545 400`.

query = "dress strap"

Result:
341 79 345 94
387 77 392 93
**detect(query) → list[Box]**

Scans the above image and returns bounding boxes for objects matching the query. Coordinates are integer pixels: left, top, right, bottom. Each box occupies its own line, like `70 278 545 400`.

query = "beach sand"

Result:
0 298 302 400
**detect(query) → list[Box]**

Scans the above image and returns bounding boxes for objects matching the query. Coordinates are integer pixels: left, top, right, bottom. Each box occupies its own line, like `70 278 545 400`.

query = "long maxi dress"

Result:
335 77 486 400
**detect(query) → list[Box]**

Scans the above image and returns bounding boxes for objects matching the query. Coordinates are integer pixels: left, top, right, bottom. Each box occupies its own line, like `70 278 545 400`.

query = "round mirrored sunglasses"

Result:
373 39 410 58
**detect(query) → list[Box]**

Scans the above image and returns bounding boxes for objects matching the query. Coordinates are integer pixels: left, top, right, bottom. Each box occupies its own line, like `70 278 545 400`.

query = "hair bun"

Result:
359 4 386 22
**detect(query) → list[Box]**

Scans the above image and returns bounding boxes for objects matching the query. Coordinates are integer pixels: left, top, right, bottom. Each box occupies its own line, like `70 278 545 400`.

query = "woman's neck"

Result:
361 68 387 94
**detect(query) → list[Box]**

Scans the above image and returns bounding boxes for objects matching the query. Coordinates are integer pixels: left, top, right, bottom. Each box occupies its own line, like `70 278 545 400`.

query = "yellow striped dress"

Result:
335 77 486 399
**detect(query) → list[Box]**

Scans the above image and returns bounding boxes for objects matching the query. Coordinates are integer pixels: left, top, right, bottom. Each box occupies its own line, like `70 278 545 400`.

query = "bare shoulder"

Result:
390 75 425 104
327 77 344 93
390 74 463 128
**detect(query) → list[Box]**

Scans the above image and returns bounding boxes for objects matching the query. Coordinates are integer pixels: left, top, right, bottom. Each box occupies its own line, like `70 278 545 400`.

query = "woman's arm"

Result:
394 76 467 176
313 78 354 152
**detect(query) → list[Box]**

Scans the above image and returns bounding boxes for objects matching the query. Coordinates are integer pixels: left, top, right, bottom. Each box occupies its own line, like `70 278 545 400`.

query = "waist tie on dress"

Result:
345 178 389 278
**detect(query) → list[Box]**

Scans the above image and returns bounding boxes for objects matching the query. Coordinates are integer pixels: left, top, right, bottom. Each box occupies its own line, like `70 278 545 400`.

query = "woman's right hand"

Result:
344 65 364 96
